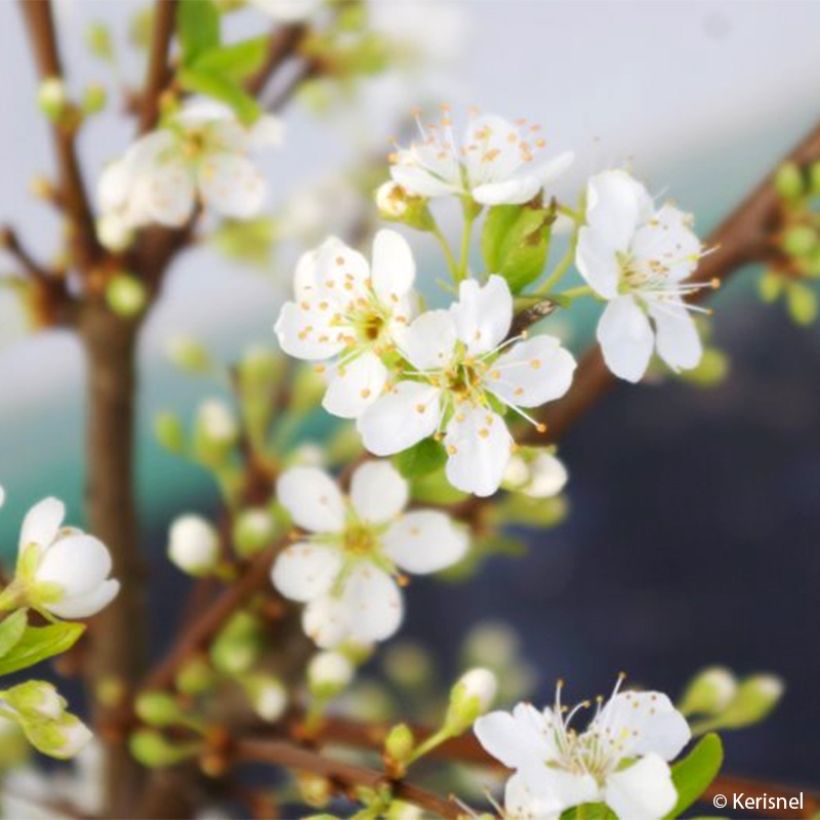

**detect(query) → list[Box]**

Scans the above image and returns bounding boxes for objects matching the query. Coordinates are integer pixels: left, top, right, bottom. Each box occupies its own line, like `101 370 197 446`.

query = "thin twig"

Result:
246 24 306 97
138 0 178 134
0 225 52 282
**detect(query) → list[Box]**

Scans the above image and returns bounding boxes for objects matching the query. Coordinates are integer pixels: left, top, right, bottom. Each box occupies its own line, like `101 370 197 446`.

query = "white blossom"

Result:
357 276 576 497
274 230 418 419
576 169 708 383
167 515 220 576
307 650 354 691
97 101 283 239
15 498 120 619
270 461 467 648
456 668 498 712
389 110 573 206
504 451 568 498
475 677 691 820
247 0 321 23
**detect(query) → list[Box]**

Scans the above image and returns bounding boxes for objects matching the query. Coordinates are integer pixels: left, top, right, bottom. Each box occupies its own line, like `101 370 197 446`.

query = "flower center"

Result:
342 524 378 556
182 130 208 159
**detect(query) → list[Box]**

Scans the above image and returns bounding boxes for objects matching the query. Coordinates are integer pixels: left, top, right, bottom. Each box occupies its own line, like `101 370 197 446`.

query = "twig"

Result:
246 24 306 97
138 0 178 134
0 225 52 282
509 298 556 338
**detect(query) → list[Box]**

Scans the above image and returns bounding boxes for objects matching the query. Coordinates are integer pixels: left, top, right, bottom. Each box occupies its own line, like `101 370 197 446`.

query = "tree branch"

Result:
0 225 52 282
246 23 306 98
138 0 178 134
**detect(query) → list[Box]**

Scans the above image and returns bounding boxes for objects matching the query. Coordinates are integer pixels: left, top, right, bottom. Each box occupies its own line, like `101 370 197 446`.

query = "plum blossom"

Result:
357 276 576 497
10 498 120 619
97 101 283 239
274 230 418 419
270 461 467 648
247 0 322 22
475 677 691 820
576 169 709 383
389 110 574 206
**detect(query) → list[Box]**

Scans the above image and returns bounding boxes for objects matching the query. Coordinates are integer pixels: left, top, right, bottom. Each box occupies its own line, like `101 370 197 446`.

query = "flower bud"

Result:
3 681 65 720
232 508 276 558
774 162 804 199
238 344 284 392
244 675 288 722
385 723 414 764
96 212 134 252
168 514 220 577
782 225 817 258
810 161 820 195
716 674 784 729
375 181 433 230
135 692 184 728
82 83 107 114
210 611 262 675
85 22 114 62
679 666 737 716
154 411 185 453
129 729 199 768
194 399 239 465
297 772 332 808
166 335 213 374
37 78 68 121
444 668 497 734
105 273 146 317
176 656 217 696
786 281 818 326
307 651 354 699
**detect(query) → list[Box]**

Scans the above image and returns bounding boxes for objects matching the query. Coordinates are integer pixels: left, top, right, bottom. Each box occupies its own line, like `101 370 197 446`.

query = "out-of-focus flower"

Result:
307 650 354 697
503 451 568 498
167 515 220 576
274 230 418 419
7 498 119 619
389 110 573 206
97 101 283 242
358 276 576 496
247 0 321 23
271 461 467 647
475 677 691 819
576 169 708 383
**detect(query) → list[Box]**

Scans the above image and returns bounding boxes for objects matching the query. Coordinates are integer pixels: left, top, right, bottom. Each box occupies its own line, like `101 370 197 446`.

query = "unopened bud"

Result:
297 772 332 808
166 335 213 374
194 399 239 464
375 181 433 230
782 225 817 258
129 729 199 768
105 273 146 317
176 656 216 696
96 212 134 252
307 651 354 699
135 692 184 728
385 723 414 764
37 78 68 121
238 344 283 392
85 22 114 62
679 666 737 716
774 162 804 200
233 508 276 558
717 675 784 729
154 411 185 453
82 83 107 114
444 668 497 733
244 675 288 722
168 514 220 576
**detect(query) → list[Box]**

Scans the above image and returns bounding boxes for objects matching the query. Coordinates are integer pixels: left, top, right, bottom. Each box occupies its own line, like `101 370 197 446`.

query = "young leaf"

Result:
178 0 220 66
0 622 85 676
560 802 616 819
0 610 28 659
179 68 260 124
666 733 724 818
393 438 447 479
192 37 269 81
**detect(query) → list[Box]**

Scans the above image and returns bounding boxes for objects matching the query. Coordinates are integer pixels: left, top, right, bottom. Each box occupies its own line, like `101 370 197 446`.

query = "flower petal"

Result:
649 300 702 372
247 114 285 149
489 335 576 408
37 535 112 597
604 754 677 820
472 176 542 206
451 275 513 355
339 564 403 644
396 310 457 371
462 114 523 187
312 236 370 300
138 156 196 227
274 300 346 361
198 153 267 219
19 497 64 554
597 295 654 383
271 543 343 602
276 467 345 533
631 204 701 282
357 382 442 456
322 352 388 419
383 510 467 573
371 229 416 303
576 225 621 299
585 169 653 253
444 405 513 497
350 461 408 524
46 579 120 620
474 702 555 770
302 595 349 648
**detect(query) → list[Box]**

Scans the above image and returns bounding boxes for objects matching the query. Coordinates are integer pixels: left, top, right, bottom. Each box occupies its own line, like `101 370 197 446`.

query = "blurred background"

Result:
1 0 819 791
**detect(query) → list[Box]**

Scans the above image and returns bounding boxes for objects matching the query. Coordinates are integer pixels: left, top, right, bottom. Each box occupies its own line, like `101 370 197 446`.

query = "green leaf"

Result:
0 622 85 676
393 438 447 479
192 37 269 81
481 203 554 293
561 803 616 819
0 610 28 659
500 493 567 528
179 68 260 125
177 0 220 66
666 734 724 818
410 468 467 505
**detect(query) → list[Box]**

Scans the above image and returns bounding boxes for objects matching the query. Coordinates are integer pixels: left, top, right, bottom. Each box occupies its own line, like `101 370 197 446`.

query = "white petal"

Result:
503 772 562 820
594 691 691 761
271 543 342 602
350 461 408 524
37 535 112 597
597 295 654 383
472 176 542 206
474 702 554 770
604 754 677 820
444 405 513 497
339 564 403 643
462 114 523 187
46 579 120 619
451 275 513 355
585 169 653 253
198 153 266 219
371 229 415 303
312 236 370 300
302 595 349 648
383 511 467 573
631 204 701 283
357 382 442 456
535 150 575 186
19 497 64 554
649 300 702 372
322 352 388 419
139 156 196 227
576 226 621 299
247 114 285 149
525 453 568 498
276 467 345 533
489 335 576 408
390 161 461 198
274 301 346 361
397 311 457 371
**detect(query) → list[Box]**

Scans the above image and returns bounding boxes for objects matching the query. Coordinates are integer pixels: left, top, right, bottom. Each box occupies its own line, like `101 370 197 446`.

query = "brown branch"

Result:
234 737 463 819
246 24 306 97
0 225 52 282
18 0 100 272
509 298 556 338
138 0 178 134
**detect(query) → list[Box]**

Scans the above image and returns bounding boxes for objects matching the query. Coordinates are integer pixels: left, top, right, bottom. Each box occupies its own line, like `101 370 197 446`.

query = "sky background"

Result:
1 0 819 793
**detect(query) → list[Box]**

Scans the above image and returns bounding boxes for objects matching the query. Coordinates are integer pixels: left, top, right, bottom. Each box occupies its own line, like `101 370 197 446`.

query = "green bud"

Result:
307 651 354 699
758 270 784 303
129 729 199 768
385 723 414 764
193 399 239 465
3 681 65 720
135 692 184 727
85 21 114 62
166 335 213 374
210 611 262 675
154 411 186 454
37 78 68 121
774 162 804 199
232 508 277 558
443 668 497 735
715 675 784 729
0 717 30 769
297 772 332 809
106 273 147 318
176 656 217 696
678 666 737 716
238 344 284 393
810 161 820 195
375 181 433 231
680 348 730 387
242 674 287 722
128 6 154 50
781 225 817 258
786 281 818 325
81 83 107 114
